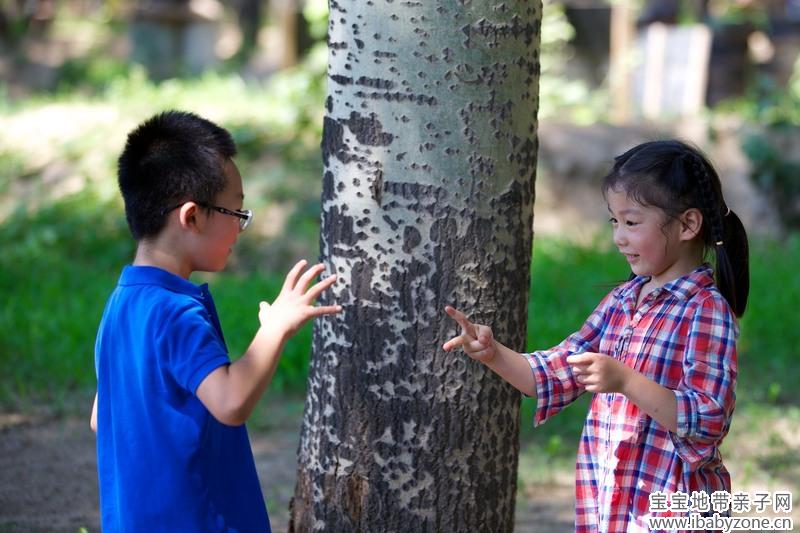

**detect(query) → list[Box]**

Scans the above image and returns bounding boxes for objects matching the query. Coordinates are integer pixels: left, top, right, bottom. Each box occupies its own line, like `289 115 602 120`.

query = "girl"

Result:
443 140 749 532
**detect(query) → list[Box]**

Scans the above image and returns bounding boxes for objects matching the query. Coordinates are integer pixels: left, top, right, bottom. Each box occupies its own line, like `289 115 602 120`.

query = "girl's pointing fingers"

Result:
442 335 465 352
444 306 478 338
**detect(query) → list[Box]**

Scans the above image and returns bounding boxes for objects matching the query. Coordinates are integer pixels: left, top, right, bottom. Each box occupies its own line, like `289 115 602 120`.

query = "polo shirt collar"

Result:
119 265 209 298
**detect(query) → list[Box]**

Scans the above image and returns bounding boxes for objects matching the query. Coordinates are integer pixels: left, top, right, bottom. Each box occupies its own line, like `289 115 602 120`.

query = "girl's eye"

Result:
608 217 618 225
626 220 639 227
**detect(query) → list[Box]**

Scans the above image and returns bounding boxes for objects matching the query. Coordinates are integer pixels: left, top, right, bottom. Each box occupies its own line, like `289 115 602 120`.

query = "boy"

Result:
90 110 341 531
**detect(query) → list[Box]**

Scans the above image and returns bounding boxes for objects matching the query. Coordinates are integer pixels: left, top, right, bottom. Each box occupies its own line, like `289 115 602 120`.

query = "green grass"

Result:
0 160 797 496
0 193 132 401
1 193 796 409
737 236 800 404
0 55 331 407
0 192 318 404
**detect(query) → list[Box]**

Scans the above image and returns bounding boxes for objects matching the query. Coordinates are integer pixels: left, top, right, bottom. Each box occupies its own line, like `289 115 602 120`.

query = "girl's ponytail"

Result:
717 209 749 317
690 153 750 317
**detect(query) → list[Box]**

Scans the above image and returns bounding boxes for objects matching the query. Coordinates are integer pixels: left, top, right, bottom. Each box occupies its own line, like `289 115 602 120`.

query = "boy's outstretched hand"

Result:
442 306 497 364
198 260 341 427
259 260 342 338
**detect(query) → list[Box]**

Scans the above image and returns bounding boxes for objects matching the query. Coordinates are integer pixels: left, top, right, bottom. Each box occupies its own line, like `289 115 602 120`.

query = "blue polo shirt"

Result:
95 265 270 532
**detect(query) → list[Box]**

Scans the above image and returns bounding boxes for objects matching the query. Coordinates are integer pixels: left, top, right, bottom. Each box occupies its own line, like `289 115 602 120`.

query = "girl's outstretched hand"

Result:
442 306 497 364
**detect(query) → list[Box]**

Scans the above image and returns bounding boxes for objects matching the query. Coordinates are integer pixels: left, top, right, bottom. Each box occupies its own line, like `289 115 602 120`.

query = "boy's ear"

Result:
679 208 703 241
178 202 205 233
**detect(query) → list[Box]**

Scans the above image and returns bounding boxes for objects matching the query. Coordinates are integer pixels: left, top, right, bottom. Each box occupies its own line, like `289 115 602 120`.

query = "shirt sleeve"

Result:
670 294 738 467
525 290 616 426
160 299 231 394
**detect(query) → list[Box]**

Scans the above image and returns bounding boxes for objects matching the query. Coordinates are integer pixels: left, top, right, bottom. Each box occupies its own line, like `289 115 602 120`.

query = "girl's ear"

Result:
179 202 205 233
678 208 703 241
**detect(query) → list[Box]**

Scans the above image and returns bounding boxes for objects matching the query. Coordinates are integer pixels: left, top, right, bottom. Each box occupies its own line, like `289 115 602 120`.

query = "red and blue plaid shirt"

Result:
527 264 738 532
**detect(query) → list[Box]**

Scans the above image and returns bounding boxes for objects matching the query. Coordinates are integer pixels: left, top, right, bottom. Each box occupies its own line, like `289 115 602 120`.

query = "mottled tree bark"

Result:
290 1 541 531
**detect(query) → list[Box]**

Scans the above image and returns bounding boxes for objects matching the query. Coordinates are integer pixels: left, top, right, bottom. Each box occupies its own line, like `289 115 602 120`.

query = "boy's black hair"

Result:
602 140 750 317
118 110 237 240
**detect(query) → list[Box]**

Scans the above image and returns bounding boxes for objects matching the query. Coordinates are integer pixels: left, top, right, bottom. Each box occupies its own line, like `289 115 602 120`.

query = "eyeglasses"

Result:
203 204 253 231
161 202 253 232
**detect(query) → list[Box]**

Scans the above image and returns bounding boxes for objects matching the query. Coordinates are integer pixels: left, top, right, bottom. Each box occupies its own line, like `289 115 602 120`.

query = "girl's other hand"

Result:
566 352 632 394
442 306 497 364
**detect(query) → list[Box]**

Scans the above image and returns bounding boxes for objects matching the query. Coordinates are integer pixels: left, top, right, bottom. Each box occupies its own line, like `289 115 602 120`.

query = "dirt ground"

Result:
0 411 573 533
4 404 797 533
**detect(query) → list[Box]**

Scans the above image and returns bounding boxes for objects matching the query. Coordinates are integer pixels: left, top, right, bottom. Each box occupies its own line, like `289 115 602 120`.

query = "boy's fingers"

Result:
296 263 327 293
283 259 308 291
310 304 343 317
304 274 338 301
444 306 478 338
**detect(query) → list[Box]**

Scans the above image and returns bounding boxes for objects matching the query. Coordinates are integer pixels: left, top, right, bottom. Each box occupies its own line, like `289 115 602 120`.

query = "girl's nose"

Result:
613 228 626 247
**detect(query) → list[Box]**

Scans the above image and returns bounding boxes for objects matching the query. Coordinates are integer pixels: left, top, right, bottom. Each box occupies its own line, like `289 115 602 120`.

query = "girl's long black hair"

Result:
601 140 749 317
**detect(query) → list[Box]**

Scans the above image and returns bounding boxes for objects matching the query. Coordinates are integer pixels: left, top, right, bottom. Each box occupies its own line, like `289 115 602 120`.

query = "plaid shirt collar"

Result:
614 263 715 303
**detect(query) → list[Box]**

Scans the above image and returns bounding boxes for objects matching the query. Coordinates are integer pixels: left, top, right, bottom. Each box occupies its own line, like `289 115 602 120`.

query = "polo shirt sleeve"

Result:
525 290 615 426
161 299 231 394
670 294 738 466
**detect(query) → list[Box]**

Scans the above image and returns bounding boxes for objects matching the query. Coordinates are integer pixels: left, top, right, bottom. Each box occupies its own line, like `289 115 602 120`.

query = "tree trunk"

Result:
290 1 541 531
